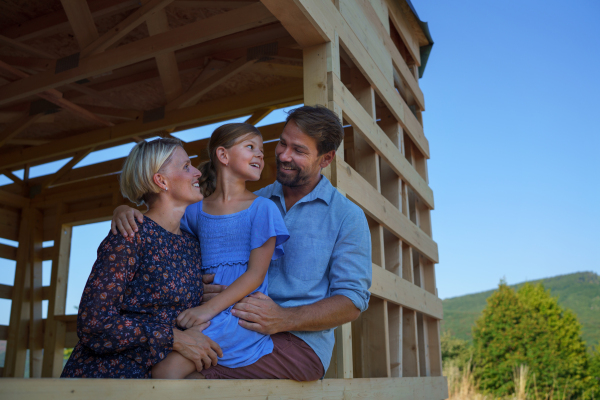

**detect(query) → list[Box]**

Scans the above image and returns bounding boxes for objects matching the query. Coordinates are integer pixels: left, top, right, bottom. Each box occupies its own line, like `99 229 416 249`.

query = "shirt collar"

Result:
269 175 334 207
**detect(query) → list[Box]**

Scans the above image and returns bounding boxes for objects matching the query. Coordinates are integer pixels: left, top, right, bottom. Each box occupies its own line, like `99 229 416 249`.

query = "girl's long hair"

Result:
198 123 262 197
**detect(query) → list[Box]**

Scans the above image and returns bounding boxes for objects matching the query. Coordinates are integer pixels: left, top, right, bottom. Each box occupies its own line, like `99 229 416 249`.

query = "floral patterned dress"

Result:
61 216 203 379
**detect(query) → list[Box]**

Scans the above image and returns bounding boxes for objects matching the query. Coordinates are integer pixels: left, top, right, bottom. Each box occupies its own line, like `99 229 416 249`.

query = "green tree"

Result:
586 343 600 399
473 282 589 398
440 330 472 371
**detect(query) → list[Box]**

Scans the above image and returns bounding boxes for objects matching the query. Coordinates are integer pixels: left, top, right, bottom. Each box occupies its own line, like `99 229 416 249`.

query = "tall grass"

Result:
445 363 576 400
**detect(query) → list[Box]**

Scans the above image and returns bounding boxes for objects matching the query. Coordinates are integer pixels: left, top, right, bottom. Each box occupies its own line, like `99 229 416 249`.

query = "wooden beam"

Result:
0 61 114 127
0 0 140 43
331 74 433 209
0 243 17 261
0 189 31 209
259 0 327 48
81 0 175 58
250 62 303 78
0 283 12 299
3 208 32 377
60 0 100 49
0 111 54 124
146 6 183 103
358 0 424 110
0 377 449 399
0 3 277 106
29 208 44 377
334 157 438 263
371 263 442 319
173 0 256 8
386 0 421 66
0 114 44 148
0 35 55 59
295 0 430 158
167 57 255 110
42 207 72 377
0 80 302 170
41 148 95 189
245 107 274 125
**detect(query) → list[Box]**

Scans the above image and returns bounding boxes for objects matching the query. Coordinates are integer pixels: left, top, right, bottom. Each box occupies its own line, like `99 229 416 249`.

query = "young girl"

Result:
151 123 289 379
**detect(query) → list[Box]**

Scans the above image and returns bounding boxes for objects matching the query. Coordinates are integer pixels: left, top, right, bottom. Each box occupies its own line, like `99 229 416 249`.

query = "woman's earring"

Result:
163 186 168 192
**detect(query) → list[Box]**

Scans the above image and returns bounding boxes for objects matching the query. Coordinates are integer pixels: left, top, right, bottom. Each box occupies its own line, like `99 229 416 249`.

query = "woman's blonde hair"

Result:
198 123 261 197
120 138 183 205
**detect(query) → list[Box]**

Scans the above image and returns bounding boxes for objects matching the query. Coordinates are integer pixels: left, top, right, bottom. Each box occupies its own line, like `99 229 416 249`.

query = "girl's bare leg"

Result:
152 351 196 379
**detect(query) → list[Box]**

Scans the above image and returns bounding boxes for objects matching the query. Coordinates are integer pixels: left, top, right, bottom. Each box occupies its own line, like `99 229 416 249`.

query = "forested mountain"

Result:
442 271 600 347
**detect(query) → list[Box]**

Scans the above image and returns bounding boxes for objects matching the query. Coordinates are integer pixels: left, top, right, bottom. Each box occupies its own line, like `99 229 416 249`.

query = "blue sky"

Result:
1 1 599 327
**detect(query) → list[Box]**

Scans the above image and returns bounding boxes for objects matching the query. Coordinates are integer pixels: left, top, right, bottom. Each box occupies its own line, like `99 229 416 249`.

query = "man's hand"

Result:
201 274 227 304
231 292 291 335
110 205 144 237
172 324 223 372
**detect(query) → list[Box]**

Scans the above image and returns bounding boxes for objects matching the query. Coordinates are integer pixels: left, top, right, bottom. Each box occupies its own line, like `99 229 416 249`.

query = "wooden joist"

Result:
0 61 114 128
81 0 175 58
0 114 45 149
0 80 302 170
0 3 277 107
166 57 256 110
0 0 140 43
146 6 184 103
60 0 100 49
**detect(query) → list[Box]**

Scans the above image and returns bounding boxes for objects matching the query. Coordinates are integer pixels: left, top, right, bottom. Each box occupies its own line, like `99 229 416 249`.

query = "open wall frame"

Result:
0 0 446 398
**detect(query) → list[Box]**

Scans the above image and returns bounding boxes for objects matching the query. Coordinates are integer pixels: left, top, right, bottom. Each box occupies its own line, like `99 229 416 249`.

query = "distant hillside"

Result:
442 271 600 348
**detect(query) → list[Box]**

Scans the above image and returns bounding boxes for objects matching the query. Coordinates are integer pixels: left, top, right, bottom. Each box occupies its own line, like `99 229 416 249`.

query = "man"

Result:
111 105 371 380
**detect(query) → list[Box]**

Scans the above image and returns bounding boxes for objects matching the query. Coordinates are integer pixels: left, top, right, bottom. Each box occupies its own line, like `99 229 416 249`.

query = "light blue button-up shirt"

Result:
255 175 372 373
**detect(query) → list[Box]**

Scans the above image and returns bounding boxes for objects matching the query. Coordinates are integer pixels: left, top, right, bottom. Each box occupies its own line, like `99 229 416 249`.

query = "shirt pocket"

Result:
284 237 330 281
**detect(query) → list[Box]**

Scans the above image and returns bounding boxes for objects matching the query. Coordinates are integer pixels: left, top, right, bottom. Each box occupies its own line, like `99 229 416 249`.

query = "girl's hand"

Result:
177 305 216 329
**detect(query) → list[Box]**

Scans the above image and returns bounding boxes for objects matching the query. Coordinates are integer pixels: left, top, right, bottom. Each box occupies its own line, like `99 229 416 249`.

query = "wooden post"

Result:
3 208 32 377
29 208 44 377
42 205 73 377
304 38 353 379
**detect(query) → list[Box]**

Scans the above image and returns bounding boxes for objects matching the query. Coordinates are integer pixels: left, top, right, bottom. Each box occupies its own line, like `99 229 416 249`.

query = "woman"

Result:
61 138 221 378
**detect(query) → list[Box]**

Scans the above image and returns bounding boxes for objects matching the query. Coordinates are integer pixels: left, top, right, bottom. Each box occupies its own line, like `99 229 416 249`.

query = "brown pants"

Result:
201 332 324 381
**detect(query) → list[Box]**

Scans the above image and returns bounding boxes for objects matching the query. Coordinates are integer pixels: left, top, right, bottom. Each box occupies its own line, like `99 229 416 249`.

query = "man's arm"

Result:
231 292 359 335
230 205 371 335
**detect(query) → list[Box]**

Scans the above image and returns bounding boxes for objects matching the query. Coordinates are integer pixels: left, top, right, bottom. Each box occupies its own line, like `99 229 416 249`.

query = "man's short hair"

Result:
285 105 344 155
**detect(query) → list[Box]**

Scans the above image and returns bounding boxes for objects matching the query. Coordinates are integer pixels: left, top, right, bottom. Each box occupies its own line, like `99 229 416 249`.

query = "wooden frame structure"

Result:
0 0 446 398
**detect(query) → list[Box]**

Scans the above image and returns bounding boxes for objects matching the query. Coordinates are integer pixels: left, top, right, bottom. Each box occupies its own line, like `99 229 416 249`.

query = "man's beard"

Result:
276 158 311 187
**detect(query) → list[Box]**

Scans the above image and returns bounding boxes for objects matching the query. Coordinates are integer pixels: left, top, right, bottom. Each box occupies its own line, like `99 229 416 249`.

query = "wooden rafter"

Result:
0 111 54 124
0 61 113 127
166 57 255 111
245 107 274 125
41 149 95 189
60 0 100 49
0 114 45 149
146 7 183 103
0 80 302 170
0 3 277 107
0 0 140 43
1 169 23 184
81 0 175 58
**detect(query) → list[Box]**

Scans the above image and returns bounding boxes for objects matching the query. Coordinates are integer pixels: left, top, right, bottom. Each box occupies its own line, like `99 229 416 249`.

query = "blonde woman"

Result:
61 138 222 379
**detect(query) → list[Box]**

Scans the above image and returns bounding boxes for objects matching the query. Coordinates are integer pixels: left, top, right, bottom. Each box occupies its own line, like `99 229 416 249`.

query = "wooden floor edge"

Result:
0 376 448 399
